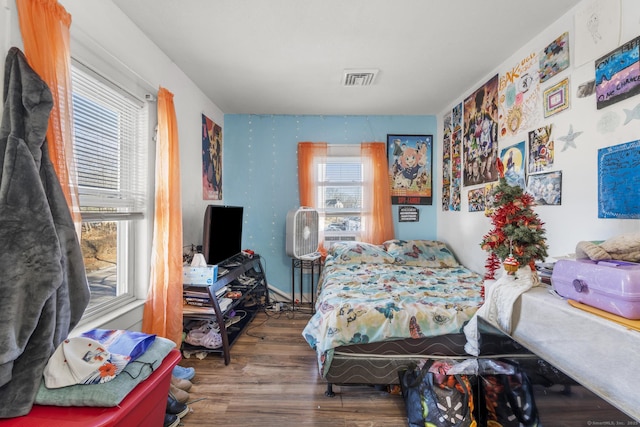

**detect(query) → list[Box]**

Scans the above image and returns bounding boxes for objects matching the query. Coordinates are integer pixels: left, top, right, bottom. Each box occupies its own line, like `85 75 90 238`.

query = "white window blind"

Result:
71 63 147 221
317 145 364 242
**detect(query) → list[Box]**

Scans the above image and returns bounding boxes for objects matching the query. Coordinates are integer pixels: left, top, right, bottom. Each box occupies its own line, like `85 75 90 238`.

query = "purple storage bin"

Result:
551 259 640 320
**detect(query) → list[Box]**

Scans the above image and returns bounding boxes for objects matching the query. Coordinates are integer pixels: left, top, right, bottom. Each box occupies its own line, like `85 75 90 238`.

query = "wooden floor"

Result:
178 308 407 426
175 307 637 426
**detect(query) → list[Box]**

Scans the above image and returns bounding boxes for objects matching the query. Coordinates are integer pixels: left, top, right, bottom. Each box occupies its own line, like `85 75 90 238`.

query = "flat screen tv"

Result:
202 205 243 265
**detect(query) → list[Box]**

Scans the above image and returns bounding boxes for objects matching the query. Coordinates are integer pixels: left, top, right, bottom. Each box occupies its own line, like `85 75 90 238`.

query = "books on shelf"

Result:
182 296 233 314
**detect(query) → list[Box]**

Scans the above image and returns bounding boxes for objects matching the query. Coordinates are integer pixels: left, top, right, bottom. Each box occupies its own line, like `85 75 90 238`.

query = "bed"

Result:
302 239 488 395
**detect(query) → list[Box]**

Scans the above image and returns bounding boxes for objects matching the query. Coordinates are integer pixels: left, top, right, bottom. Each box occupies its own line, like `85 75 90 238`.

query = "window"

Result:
71 61 151 320
299 142 392 246
317 145 363 245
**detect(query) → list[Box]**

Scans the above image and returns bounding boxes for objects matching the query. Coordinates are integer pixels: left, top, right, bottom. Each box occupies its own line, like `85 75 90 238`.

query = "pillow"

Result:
383 239 459 267
329 241 395 265
35 336 176 407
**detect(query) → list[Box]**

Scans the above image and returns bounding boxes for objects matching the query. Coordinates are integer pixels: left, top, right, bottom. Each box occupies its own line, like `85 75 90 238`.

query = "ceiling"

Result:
113 0 582 116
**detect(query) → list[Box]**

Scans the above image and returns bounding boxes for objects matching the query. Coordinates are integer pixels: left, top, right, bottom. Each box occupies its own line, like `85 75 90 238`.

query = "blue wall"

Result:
222 114 437 296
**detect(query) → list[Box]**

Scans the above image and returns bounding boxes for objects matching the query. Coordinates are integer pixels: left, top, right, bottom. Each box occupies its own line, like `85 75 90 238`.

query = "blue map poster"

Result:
598 140 640 218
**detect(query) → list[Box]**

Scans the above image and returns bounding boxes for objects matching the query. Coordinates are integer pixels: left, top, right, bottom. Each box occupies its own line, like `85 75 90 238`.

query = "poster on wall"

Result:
598 140 640 218
574 0 621 67
595 36 640 110
442 111 452 211
527 170 562 205
498 51 541 138
388 134 433 205
202 113 223 200
468 188 485 212
539 32 570 83
450 129 463 211
463 74 499 186
500 140 526 190
528 125 555 174
484 182 498 217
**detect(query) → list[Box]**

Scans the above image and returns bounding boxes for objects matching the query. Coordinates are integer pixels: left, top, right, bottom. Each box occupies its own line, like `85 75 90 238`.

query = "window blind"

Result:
71 64 148 221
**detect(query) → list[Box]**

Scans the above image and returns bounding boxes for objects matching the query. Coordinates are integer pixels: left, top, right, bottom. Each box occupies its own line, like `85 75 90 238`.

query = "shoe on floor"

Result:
171 375 193 391
172 365 195 381
164 413 179 427
167 395 189 419
170 384 189 403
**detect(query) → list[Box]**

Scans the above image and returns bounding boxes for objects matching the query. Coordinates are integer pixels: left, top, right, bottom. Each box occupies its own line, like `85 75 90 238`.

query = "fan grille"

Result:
286 208 319 258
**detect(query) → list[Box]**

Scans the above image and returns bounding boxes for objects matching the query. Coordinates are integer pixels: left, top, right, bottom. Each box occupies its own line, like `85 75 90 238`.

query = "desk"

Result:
291 256 321 312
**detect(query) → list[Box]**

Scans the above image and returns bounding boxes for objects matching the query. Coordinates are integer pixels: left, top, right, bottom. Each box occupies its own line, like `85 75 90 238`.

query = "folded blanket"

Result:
464 266 540 356
576 233 640 262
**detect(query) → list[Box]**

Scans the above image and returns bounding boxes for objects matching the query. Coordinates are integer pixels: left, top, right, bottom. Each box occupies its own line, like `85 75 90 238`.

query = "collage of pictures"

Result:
442 30 570 213
443 1 640 217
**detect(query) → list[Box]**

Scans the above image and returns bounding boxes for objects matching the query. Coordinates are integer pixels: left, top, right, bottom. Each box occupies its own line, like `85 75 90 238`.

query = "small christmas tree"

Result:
480 159 548 277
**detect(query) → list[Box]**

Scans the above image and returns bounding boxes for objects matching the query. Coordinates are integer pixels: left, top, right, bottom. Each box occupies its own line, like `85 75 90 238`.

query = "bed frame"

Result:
322 323 537 397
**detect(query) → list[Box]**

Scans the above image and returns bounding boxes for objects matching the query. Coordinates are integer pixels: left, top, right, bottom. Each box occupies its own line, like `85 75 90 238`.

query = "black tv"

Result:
202 205 243 265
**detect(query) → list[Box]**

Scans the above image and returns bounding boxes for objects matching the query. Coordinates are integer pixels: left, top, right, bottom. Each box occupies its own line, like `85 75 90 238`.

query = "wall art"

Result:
595 36 640 110
528 126 554 173
598 139 640 218
500 140 526 190
468 188 485 212
539 32 570 83
463 74 499 186
543 78 570 117
527 170 562 205
499 52 541 138
574 0 621 67
202 113 223 200
388 134 433 205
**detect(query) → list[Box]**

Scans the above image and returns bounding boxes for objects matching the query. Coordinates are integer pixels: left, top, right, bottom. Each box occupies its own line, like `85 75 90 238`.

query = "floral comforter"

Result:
302 240 483 377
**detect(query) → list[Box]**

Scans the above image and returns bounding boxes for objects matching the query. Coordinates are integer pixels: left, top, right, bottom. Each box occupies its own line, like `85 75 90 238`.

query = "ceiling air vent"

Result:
342 69 378 86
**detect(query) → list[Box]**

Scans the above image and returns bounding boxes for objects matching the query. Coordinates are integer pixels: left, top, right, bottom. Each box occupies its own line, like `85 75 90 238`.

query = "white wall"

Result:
438 0 640 274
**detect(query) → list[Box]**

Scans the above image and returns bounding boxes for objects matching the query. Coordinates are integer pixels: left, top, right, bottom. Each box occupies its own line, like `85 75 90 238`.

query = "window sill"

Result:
71 299 147 336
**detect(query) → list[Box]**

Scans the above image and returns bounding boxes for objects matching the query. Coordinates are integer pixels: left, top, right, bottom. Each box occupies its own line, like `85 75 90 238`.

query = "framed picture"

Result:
527 170 562 205
543 78 570 117
387 134 433 205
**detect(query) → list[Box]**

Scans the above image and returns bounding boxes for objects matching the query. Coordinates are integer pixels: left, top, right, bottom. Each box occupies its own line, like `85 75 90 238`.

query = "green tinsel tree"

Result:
480 163 548 278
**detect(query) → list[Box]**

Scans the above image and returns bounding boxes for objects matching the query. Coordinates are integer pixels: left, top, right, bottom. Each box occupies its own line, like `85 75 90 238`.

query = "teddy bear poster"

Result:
387 134 433 205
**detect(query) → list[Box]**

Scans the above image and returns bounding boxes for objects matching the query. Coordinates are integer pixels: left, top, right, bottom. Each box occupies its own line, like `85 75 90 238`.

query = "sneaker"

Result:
164 413 179 427
171 375 193 391
166 395 189 419
225 310 247 328
169 384 189 403
172 365 195 381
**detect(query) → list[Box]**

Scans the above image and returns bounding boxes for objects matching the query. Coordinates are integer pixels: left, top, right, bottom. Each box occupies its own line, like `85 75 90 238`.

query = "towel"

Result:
464 266 540 356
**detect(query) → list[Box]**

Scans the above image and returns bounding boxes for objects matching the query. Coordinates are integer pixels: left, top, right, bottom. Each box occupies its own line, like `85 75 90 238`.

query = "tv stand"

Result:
182 253 269 364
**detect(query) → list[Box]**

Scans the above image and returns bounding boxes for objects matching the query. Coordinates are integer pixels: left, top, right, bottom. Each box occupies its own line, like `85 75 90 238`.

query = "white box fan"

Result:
286 207 319 259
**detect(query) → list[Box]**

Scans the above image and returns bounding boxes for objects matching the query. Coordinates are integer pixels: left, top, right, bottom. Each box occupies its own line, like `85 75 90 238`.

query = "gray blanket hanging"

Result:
0 47 90 418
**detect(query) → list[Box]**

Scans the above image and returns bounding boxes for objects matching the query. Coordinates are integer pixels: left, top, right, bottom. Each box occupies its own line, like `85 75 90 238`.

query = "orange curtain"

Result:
297 141 327 207
16 0 81 230
142 88 183 345
361 142 394 244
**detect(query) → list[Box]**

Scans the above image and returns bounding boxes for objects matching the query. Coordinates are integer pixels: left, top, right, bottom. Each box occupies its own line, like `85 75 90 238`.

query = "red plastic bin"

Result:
1 349 181 427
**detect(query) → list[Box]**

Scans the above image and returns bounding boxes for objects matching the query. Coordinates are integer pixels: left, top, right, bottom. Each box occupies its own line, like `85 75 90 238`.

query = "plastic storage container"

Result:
552 259 640 319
